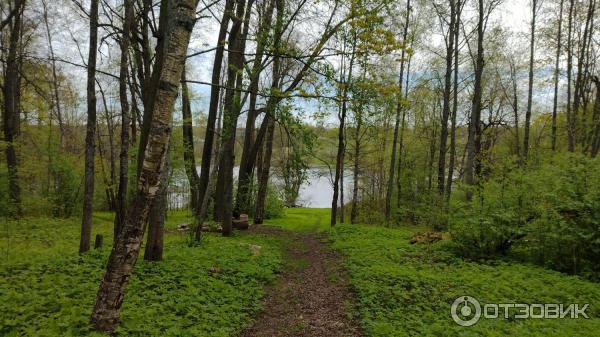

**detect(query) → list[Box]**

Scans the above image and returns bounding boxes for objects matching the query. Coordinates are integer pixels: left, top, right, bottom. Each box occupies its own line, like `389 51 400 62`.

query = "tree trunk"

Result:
591 77 600 157
42 0 65 146
216 0 252 234
566 0 575 152
573 0 594 146
465 0 485 201
115 0 134 239
523 0 537 163
235 0 276 216
3 0 25 218
396 56 411 208
90 0 197 332
80 0 99 253
332 38 356 226
350 113 361 224
144 143 170 261
385 0 411 220
509 61 521 156
181 69 201 211
254 114 275 225
198 0 234 213
552 0 565 151
437 0 455 196
446 0 461 202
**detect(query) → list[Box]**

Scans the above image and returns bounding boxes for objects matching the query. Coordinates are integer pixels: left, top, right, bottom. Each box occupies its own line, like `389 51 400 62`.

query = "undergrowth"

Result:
0 211 284 336
330 224 600 337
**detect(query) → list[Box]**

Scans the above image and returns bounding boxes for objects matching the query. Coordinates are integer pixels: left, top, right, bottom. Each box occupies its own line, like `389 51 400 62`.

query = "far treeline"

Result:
1 0 600 333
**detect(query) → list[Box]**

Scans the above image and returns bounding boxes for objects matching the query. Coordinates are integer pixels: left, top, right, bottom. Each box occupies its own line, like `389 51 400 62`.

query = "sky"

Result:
46 0 539 125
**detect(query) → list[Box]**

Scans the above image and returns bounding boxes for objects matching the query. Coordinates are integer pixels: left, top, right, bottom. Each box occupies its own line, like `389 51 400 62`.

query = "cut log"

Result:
233 214 249 230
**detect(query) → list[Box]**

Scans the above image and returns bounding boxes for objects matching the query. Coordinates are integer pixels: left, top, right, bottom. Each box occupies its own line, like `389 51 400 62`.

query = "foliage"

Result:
0 211 284 336
450 153 600 279
330 223 600 337
263 184 285 220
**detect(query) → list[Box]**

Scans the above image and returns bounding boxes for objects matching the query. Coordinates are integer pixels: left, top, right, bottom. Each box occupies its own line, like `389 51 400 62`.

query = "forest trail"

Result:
241 226 362 337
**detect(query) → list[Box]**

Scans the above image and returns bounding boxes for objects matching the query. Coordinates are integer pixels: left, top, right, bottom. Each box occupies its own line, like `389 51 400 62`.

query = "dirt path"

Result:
241 226 362 337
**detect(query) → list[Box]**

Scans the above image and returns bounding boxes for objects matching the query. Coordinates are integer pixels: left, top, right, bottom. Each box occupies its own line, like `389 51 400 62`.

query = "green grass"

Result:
0 211 285 336
264 207 331 232
329 223 600 337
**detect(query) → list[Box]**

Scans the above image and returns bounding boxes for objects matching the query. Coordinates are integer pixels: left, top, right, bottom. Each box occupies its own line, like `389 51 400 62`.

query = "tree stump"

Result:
94 234 104 249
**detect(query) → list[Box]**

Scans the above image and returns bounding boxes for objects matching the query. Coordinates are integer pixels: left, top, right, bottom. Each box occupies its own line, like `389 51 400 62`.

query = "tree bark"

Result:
350 112 362 224
80 0 99 253
436 0 455 196
254 114 275 225
386 0 411 220
215 0 252 234
332 38 356 226
90 0 197 332
465 0 485 201
446 0 461 202
41 0 65 146
197 0 234 213
523 0 537 163
591 77 600 157
566 0 575 152
235 0 276 216
115 0 134 239
551 0 565 151
3 0 25 218
396 56 411 208
181 68 201 211
144 142 170 261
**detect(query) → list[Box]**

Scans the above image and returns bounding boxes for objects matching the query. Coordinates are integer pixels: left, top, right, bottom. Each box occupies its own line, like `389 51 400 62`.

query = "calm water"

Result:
168 167 353 209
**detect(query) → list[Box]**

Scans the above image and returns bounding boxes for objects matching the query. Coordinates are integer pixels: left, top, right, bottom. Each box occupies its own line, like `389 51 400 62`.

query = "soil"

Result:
240 226 363 337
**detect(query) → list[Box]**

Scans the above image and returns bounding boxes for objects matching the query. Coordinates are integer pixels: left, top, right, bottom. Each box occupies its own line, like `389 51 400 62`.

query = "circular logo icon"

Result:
451 296 481 326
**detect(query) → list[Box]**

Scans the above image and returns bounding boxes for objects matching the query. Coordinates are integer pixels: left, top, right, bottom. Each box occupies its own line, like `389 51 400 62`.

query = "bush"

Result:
264 184 285 219
450 153 600 279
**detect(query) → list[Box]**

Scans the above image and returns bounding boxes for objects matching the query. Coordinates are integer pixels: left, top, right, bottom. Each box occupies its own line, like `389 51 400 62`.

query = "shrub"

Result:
450 153 600 279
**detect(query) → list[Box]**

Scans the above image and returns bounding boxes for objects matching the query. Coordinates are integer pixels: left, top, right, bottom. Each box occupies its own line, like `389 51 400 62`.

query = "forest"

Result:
1 0 600 335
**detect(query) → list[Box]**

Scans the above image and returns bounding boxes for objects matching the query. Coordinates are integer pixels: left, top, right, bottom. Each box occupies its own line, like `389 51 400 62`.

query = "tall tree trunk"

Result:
437 0 455 196
41 0 64 146
254 114 275 225
446 0 461 202
90 0 197 332
510 62 521 156
350 113 362 224
591 77 600 157
115 0 134 239
465 0 485 201
332 38 356 226
253 0 283 224
566 0 575 152
3 0 24 218
197 0 234 213
181 69 201 211
80 0 99 253
385 0 411 220
235 0 276 216
573 0 594 146
396 56 411 208
523 0 537 163
216 0 252 234
552 0 565 151
144 142 170 261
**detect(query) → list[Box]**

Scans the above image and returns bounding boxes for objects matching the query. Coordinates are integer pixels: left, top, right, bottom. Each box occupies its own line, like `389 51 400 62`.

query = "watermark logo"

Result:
451 295 590 327
451 296 481 326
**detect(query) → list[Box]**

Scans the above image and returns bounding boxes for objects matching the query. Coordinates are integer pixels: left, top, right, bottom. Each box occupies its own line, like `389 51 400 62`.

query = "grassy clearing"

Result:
1 211 284 336
264 207 330 232
329 223 600 337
